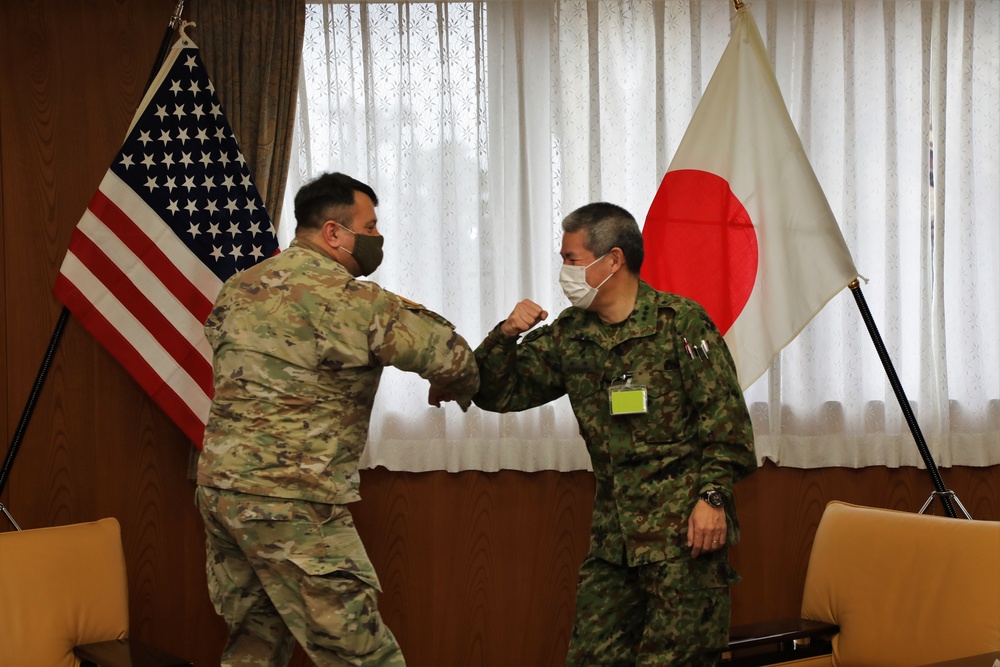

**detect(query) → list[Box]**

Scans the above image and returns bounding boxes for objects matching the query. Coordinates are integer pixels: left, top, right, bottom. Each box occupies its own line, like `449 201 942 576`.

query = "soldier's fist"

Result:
428 386 452 407
500 299 548 338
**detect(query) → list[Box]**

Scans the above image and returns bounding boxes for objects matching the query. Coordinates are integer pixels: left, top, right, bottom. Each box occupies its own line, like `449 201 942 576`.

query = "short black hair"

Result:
293 172 378 233
561 202 644 274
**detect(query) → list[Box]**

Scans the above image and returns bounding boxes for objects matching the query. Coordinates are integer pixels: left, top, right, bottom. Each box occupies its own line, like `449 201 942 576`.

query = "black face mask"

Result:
338 224 385 276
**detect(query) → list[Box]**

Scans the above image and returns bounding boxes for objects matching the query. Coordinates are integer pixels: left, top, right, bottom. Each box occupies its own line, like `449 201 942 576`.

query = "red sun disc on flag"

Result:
640 169 758 335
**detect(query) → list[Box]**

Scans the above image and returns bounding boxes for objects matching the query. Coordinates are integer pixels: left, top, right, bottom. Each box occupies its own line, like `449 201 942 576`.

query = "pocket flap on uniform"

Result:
236 500 298 523
658 557 740 591
287 554 382 592
683 557 740 590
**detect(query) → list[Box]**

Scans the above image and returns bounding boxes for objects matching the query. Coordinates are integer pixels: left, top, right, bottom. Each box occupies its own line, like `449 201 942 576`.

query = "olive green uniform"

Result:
197 237 479 667
473 281 755 666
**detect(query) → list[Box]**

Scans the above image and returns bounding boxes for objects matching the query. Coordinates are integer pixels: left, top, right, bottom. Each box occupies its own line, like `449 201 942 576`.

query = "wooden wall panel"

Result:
349 470 594 667
2 3 999 667
342 464 1000 667
0 0 224 662
0 0 179 517
728 463 1000 626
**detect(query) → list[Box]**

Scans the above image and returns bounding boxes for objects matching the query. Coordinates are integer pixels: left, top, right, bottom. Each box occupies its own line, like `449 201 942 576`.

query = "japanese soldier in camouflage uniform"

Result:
473 202 756 666
196 172 479 667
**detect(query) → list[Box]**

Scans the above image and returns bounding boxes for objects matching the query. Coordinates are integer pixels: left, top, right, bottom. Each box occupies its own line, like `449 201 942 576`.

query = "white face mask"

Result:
559 254 612 309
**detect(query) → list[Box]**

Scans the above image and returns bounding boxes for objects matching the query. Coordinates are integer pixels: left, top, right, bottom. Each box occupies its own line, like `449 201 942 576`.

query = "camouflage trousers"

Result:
195 486 405 667
565 553 733 667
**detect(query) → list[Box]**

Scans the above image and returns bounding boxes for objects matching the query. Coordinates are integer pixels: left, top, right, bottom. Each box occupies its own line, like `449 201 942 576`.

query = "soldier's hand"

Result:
687 501 727 558
428 385 452 407
500 299 548 338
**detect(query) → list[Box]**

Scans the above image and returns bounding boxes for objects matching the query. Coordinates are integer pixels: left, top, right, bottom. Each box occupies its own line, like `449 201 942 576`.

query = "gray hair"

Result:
561 202 644 273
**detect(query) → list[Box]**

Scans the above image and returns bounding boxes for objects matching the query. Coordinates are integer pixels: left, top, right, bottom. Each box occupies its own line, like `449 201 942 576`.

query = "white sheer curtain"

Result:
283 0 1000 472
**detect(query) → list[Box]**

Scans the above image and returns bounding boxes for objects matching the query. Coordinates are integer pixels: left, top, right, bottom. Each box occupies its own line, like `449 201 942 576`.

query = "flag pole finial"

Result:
169 0 186 29
733 0 745 10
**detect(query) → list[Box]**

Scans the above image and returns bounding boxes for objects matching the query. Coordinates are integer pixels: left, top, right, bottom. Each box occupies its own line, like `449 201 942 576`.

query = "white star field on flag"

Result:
110 50 278 279
55 34 279 446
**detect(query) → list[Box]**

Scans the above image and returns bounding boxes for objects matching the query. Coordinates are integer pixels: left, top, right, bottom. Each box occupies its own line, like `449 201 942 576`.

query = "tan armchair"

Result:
725 501 1000 666
0 517 190 667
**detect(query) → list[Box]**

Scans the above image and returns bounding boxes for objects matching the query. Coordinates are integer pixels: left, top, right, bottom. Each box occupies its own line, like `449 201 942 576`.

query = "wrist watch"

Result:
700 490 725 508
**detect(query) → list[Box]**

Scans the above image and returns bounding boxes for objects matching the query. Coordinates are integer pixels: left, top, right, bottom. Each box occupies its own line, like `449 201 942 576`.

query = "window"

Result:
285 0 1000 471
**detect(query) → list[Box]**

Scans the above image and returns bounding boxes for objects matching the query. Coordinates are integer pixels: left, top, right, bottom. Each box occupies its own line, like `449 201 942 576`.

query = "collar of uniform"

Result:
611 280 660 344
559 280 660 348
290 236 350 272
628 280 661 335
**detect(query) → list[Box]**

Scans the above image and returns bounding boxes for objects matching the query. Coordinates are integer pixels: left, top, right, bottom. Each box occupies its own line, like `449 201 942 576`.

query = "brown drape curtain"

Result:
187 0 305 232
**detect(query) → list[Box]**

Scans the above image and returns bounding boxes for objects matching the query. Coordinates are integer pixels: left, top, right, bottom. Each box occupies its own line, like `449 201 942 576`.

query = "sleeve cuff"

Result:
486 321 519 346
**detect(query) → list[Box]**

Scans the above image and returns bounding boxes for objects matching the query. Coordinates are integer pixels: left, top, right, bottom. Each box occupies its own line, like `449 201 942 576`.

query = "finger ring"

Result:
712 540 718 544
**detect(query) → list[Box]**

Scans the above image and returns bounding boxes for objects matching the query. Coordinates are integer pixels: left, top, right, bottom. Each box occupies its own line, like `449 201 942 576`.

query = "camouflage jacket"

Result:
198 238 479 504
474 281 756 567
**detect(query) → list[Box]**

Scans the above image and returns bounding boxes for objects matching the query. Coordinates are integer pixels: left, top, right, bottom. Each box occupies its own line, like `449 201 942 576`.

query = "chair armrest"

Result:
74 638 192 667
721 618 838 666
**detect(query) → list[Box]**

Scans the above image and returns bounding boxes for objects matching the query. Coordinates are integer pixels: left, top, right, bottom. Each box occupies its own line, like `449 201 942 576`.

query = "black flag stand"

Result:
849 280 970 519
0 308 71 531
0 0 186 532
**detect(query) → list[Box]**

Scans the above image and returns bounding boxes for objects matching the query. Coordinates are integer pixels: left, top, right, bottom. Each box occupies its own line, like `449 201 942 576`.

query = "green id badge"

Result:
609 385 648 416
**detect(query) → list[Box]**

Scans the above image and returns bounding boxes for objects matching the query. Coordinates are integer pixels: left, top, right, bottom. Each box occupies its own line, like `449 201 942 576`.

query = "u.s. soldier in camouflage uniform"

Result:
196 172 479 667
473 202 756 666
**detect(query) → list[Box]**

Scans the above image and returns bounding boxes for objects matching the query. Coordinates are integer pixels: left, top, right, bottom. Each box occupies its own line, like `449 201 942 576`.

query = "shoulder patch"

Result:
421 309 457 329
383 289 425 310
384 290 457 329
655 289 704 315
397 295 425 309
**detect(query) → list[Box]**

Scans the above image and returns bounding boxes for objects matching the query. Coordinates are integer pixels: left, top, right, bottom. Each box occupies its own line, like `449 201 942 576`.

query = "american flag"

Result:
54 30 279 447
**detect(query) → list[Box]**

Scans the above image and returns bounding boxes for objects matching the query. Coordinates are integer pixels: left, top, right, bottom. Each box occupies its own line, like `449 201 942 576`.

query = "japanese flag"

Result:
641 6 858 389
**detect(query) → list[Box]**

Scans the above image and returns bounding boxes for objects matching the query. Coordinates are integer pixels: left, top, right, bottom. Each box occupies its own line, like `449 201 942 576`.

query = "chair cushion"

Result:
0 518 130 667
801 501 1000 666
